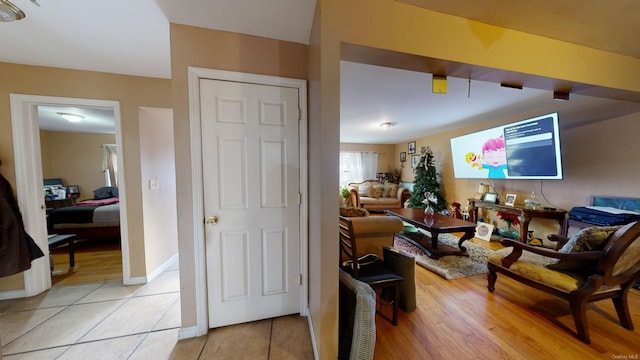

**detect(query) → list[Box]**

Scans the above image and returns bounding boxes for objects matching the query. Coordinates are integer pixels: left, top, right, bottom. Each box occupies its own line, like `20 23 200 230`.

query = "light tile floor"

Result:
0 263 313 359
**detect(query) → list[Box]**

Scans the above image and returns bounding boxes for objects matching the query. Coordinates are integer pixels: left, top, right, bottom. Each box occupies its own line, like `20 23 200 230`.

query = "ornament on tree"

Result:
407 146 446 212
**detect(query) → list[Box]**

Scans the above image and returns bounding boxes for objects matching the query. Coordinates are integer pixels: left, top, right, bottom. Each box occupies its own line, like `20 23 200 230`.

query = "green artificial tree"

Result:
407 146 446 212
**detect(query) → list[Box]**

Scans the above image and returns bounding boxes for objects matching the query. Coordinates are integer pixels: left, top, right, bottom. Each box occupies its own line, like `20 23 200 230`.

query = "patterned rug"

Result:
394 232 493 280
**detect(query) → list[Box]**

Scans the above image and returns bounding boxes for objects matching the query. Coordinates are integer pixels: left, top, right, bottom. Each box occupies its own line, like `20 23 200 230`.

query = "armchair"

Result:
487 221 640 343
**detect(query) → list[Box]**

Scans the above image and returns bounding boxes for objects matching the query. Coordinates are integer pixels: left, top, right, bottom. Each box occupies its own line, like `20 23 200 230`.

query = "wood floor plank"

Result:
201 320 271 359
270 315 314 359
374 262 640 359
50 238 122 286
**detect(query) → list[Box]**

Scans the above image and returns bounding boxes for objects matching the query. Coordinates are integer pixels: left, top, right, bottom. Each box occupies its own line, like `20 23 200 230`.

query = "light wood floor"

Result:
50 237 123 286
374 238 640 359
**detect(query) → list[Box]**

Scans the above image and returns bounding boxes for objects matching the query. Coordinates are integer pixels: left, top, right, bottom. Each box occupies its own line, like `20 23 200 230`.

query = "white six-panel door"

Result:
200 79 300 328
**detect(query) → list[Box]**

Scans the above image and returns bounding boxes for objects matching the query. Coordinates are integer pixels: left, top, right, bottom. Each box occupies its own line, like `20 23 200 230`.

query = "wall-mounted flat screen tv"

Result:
450 112 563 179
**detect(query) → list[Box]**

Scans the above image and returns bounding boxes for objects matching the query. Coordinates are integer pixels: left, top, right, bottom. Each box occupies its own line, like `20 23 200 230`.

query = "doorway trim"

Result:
187 67 309 336
8 94 129 296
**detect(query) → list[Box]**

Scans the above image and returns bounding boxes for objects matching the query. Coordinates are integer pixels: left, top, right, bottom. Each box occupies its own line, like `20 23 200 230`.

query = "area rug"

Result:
394 232 493 280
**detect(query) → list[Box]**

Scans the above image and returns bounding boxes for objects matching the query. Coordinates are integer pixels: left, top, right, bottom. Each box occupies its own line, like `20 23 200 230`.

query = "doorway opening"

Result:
9 94 129 296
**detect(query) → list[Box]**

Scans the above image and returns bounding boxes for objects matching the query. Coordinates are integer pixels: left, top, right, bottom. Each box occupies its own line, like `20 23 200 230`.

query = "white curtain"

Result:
102 144 118 187
339 151 378 186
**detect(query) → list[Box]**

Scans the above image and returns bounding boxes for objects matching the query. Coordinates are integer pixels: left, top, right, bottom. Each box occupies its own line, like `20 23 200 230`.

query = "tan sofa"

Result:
347 180 409 210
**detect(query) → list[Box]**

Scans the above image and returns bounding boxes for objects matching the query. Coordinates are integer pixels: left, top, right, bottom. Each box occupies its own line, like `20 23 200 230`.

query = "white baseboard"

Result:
124 276 147 286
0 289 27 301
307 313 319 360
147 254 179 283
178 326 202 340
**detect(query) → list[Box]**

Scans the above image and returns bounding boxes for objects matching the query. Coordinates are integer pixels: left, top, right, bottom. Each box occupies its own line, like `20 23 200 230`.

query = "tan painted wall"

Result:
139 108 179 274
40 131 116 198
168 24 308 332
0 62 171 291
340 143 398 178
396 111 640 237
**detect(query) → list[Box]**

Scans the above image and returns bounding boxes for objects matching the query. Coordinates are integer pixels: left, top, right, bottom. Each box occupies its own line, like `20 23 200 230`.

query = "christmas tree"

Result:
407 146 446 212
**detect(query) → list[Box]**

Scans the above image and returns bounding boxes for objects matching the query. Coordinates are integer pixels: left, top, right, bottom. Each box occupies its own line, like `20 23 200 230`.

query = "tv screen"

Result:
450 112 563 179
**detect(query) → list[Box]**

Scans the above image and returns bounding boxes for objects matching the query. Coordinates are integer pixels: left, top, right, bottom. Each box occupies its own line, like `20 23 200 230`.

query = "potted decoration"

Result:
497 211 520 239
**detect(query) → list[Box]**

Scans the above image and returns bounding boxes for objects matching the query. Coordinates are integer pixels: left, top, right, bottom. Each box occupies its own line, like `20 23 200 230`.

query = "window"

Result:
339 151 378 186
102 144 118 186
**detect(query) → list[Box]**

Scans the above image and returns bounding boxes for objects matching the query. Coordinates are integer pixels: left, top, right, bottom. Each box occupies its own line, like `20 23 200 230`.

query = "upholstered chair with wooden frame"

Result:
487 221 640 343
339 215 405 325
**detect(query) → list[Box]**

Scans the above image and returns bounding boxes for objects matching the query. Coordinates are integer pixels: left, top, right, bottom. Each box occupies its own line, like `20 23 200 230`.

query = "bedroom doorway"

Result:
9 94 129 296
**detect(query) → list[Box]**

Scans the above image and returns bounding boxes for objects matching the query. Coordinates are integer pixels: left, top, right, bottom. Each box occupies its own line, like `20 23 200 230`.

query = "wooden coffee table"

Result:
387 208 477 259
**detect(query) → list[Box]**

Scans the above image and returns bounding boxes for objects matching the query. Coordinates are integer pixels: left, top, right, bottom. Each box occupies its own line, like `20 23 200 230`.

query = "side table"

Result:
468 199 568 242
48 234 77 270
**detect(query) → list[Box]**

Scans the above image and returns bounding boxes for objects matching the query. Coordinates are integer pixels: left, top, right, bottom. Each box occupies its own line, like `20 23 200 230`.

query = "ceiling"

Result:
2 0 639 141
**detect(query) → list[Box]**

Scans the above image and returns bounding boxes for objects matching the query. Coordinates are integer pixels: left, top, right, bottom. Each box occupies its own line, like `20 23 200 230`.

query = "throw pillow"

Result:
93 186 119 199
546 225 621 271
388 184 400 198
340 207 369 217
371 185 385 198
358 183 372 197
383 182 395 198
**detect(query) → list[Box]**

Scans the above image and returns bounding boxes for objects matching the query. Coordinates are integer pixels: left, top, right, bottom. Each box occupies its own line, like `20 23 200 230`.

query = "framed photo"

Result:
475 222 494 241
505 193 517 206
482 192 498 204
67 185 80 194
400 152 406 162
408 141 416 154
411 155 421 168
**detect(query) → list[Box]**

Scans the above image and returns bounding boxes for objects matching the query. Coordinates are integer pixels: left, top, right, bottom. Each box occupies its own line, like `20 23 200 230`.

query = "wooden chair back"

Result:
598 221 640 284
339 216 359 277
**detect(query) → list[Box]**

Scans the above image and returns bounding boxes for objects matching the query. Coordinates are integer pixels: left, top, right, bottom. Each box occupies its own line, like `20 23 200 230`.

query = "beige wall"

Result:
168 24 309 333
139 108 178 274
390 110 640 236
0 62 171 291
40 131 116 197
339 143 398 178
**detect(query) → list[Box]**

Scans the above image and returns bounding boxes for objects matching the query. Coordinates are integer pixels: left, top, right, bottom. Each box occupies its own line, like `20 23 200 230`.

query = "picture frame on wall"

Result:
408 141 416 154
400 152 406 162
505 193 517 206
411 154 421 168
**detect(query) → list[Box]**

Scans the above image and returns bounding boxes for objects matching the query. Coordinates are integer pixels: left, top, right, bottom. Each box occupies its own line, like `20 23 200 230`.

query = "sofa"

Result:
347 180 409 210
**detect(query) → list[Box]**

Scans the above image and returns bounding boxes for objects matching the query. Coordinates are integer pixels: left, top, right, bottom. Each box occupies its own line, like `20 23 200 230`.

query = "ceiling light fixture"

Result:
0 0 25 22
57 112 85 123
379 122 395 129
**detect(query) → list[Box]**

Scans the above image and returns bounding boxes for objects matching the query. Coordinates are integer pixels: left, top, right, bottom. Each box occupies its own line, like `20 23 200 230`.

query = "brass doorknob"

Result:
206 216 218 225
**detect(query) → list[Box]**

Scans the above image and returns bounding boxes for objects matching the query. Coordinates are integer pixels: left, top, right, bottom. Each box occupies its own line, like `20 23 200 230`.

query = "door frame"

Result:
7 94 130 297
187 67 308 335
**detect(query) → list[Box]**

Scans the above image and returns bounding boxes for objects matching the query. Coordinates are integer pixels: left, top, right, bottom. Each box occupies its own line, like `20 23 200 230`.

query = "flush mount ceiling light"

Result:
57 112 85 123
0 0 25 22
379 122 395 129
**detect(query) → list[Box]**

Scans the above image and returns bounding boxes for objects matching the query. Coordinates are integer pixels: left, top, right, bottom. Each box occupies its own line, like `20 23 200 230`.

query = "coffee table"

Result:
387 208 476 259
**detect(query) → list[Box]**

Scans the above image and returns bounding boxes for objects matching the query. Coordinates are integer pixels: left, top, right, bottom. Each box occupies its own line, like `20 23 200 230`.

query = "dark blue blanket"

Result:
48 205 99 224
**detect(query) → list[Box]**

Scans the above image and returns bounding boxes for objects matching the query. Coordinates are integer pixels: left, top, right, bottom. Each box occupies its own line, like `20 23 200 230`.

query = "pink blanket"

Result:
76 197 119 206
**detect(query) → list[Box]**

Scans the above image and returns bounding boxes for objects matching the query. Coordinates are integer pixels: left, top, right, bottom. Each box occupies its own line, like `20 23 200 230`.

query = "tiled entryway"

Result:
0 263 313 359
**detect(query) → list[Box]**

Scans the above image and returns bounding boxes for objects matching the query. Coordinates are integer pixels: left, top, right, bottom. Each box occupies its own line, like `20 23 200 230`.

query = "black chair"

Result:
339 216 404 325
